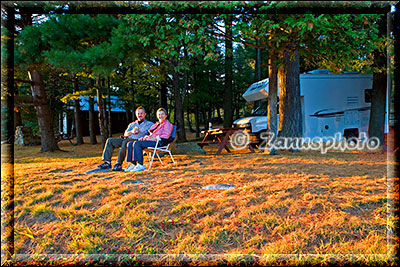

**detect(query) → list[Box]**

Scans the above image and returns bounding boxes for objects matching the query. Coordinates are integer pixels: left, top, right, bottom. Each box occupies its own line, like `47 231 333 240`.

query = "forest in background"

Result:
1 1 394 151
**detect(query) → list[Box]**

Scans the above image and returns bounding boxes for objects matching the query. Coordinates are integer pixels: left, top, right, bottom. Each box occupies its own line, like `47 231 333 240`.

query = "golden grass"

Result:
1 134 398 265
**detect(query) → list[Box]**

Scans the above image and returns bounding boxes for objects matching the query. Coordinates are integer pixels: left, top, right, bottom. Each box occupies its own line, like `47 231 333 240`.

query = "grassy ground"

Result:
2 133 399 265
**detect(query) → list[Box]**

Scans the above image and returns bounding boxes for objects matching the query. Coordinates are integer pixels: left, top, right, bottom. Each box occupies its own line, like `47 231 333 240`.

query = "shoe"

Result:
130 163 146 172
112 164 122 171
98 162 111 169
124 163 136 172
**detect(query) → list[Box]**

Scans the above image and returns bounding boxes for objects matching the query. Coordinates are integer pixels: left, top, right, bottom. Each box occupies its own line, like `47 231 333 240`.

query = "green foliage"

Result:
234 12 384 72
13 3 390 134
15 24 49 68
41 14 121 75
123 13 220 66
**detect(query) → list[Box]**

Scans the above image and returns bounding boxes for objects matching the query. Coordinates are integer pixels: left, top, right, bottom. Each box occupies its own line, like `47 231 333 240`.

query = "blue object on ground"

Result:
202 184 236 190
101 177 113 180
85 168 111 174
121 180 143 184
50 169 73 173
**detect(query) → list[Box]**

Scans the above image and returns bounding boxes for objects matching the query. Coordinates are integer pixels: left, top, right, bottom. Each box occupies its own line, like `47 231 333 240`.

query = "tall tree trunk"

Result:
201 108 207 130
195 102 200 137
223 14 233 129
182 46 189 106
70 116 75 138
11 12 32 134
125 109 130 125
266 52 278 154
89 96 98 144
186 107 195 133
234 96 240 120
107 76 112 137
101 78 109 138
368 14 387 147
73 76 84 144
207 107 212 128
28 70 60 152
14 85 23 129
96 77 108 148
130 66 136 122
14 108 23 128
160 81 168 112
89 79 98 144
255 38 262 82
172 57 187 142
277 48 302 139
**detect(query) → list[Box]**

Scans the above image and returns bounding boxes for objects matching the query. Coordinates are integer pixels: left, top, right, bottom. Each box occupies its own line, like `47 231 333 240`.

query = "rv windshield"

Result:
251 106 267 116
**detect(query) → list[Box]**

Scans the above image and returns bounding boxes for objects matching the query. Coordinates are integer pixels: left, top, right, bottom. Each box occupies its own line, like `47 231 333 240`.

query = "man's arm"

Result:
123 122 136 137
138 121 155 138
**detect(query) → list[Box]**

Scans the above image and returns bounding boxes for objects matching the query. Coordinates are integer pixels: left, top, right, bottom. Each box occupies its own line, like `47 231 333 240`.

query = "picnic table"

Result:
197 127 259 155
55 133 73 144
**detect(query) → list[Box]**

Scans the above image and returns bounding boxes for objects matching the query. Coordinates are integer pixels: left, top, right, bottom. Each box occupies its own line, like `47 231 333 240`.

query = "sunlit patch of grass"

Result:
122 209 151 226
66 221 105 253
63 188 90 203
32 203 54 216
27 190 54 205
274 217 300 235
71 201 93 210
105 204 126 223
52 187 64 194
198 228 217 246
170 203 192 214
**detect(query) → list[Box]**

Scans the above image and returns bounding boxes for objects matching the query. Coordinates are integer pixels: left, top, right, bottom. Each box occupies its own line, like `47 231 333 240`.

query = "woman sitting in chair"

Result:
125 108 174 172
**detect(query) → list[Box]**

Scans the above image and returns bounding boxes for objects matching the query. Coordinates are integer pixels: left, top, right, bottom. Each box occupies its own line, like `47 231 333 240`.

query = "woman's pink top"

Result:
147 120 173 139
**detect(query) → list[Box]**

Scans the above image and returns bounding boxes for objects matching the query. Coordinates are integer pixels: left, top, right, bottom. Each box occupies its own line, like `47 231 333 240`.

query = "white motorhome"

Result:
233 69 389 141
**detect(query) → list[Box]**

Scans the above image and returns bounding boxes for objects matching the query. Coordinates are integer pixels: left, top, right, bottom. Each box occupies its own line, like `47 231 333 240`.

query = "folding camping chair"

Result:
145 125 177 171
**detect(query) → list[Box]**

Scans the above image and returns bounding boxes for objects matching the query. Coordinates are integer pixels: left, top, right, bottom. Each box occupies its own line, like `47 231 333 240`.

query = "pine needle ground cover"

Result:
4 136 398 266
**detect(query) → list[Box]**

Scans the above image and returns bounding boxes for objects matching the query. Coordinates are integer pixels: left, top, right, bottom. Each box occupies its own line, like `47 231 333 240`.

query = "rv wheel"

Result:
257 130 269 143
344 129 359 145
345 133 358 145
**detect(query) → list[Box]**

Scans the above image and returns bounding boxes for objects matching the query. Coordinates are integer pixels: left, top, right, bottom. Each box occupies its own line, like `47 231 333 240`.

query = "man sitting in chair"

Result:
125 107 174 172
97 106 154 171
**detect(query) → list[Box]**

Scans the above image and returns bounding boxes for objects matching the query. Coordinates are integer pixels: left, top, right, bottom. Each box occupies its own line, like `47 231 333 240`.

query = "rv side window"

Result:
364 89 372 103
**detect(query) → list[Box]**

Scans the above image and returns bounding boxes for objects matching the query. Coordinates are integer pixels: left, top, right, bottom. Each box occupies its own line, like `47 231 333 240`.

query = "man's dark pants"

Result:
102 137 135 165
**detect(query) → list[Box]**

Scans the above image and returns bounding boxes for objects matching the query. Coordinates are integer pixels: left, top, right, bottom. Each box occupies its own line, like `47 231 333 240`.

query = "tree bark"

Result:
96 77 108 148
125 110 131 125
73 76 84 144
223 14 233 128
14 85 23 129
172 57 187 142
255 38 262 82
207 107 212 128
89 79 98 145
130 66 136 122
201 108 207 131
186 106 195 133
266 52 278 154
107 76 112 137
277 48 302 139
368 14 387 147
195 101 200 137
28 70 60 152
159 81 168 111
